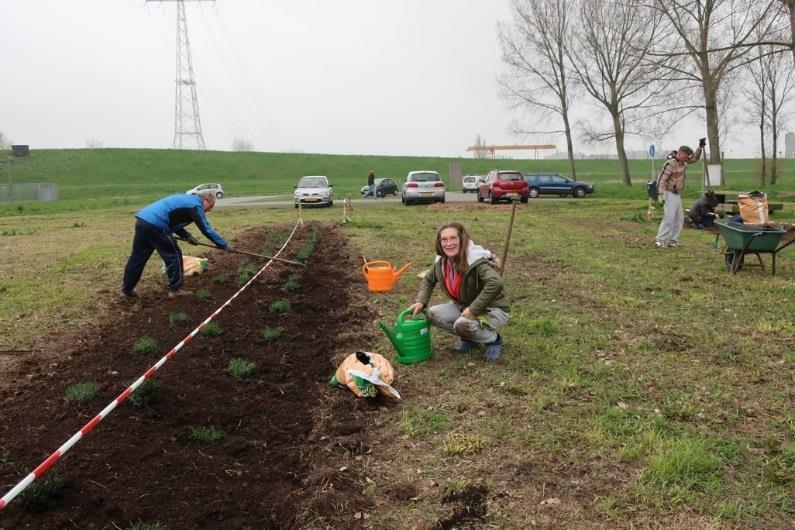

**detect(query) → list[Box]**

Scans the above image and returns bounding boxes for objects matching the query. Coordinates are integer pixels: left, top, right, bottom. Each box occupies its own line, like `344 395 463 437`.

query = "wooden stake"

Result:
498 199 518 276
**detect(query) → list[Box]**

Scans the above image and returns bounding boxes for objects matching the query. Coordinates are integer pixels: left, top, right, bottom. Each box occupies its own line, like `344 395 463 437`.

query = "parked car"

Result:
401 171 445 205
186 183 224 198
477 170 529 204
523 173 595 198
462 175 482 193
360 177 399 197
293 175 333 208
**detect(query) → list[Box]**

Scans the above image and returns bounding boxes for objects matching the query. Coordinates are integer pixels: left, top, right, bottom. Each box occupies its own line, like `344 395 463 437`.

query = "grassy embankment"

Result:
1 149 794 526
1 148 792 215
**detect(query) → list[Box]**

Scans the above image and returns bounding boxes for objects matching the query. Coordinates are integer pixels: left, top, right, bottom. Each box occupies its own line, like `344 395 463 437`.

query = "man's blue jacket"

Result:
136 194 227 249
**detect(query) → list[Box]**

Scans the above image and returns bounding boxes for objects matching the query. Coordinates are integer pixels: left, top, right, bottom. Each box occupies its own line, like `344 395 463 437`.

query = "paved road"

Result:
216 191 479 208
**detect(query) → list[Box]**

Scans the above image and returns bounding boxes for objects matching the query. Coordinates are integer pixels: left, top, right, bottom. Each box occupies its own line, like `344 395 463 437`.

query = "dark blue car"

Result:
523 173 595 198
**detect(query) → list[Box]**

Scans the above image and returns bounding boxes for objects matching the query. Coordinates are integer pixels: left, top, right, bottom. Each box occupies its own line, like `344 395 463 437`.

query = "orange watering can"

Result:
361 260 411 293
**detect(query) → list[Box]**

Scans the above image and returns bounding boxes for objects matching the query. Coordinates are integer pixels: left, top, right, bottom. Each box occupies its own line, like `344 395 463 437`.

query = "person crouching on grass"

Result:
407 222 509 362
122 190 232 299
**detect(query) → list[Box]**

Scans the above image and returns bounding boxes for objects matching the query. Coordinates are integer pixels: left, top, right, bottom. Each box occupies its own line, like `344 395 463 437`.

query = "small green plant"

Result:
130 379 162 408
237 262 258 286
227 357 256 379
195 288 211 301
440 433 485 456
212 274 228 284
201 321 223 337
66 382 98 404
260 325 282 342
127 521 166 530
0 450 10 468
269 299 291 314
71 221 85 228
283 277 300 293
168 312 188 325
18 472 66 513
190 425 225 443
133 336 158 355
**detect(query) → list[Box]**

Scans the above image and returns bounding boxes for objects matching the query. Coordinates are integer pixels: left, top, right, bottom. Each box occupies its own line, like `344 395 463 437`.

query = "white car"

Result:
294 175 333 208
186 183 224 198
462 175 482 193
401 171 445 205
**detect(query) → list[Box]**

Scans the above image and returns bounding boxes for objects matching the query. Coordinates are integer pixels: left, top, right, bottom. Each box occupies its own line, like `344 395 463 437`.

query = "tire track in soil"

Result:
0 222 386 529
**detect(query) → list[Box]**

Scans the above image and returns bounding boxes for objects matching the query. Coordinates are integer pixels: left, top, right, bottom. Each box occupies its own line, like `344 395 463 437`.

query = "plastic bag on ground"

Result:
329 351 400 399
160 256 208 277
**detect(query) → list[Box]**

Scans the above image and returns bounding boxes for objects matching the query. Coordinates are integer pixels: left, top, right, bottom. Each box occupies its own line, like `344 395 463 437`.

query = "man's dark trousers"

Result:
122 218 183 294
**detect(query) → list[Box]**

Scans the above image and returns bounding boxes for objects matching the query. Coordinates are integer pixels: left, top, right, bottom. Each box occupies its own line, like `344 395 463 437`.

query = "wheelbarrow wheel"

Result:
724 251 744 272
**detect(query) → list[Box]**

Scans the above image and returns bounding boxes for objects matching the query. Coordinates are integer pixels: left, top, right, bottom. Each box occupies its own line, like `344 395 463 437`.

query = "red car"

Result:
477 170 529 204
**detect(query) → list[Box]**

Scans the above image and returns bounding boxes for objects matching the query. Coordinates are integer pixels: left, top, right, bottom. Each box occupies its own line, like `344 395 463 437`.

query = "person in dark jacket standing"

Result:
365 170 376 198
689 191 720 228
407 221 509 362
122 191 231 298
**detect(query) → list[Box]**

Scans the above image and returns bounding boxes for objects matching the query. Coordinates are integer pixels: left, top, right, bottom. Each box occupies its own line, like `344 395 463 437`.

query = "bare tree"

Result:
754 42 794 183
0 132 10 151
499 0 579 178
567 0 673 186
472 134 490 159
232 138 253 152
652 0 784 164
745 51 770 185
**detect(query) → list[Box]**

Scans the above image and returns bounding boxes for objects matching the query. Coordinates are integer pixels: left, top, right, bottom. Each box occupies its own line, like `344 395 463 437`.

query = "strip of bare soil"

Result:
0 223 387 529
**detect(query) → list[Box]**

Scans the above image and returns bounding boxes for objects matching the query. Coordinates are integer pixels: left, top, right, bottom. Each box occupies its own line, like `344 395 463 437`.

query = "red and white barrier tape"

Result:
0 220 301 511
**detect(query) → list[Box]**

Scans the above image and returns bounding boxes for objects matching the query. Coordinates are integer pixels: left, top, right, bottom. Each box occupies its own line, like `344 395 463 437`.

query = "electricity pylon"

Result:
147 0 213 150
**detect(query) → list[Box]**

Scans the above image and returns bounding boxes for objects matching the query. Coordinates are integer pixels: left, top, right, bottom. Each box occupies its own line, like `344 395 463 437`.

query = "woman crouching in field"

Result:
407 221 509 362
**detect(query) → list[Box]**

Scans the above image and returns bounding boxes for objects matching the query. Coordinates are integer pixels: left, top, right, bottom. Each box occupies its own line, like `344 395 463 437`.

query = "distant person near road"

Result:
365 170 376 198
122 191 231 299
407 221 509 362
655 138 704 248
689 191 720 229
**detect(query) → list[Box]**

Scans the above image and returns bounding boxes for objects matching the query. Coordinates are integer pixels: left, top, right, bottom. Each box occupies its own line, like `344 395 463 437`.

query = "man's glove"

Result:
698 137 706 147
186 235 199 245
224 245 235 253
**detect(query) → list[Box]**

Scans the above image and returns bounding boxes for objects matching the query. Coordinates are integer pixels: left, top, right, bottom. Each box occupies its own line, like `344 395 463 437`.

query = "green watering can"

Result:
379 308 432 364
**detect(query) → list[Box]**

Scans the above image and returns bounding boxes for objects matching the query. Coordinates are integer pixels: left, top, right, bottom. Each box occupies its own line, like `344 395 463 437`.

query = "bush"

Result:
66 382 98 404
227 357 256 379
269 299 291 314
201 321 223 337
261 325 282 342
190 425 225 443
130 379 162 408
195 288 211 301
18 472 66 513
168 312 188 325
133 336 158 355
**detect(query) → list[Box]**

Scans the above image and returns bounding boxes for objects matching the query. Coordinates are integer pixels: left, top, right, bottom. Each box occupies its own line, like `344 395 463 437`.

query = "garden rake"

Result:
176 238 306 267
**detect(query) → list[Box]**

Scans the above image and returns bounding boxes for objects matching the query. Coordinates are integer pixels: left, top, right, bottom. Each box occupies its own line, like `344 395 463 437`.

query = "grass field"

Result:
2 149 795 526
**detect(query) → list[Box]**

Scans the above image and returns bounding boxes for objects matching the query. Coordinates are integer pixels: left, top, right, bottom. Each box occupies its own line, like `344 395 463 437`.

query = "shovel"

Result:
176 238 306 267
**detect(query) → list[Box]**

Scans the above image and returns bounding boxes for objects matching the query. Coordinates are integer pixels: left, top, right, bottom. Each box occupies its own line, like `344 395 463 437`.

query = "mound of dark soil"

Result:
0 223 386 529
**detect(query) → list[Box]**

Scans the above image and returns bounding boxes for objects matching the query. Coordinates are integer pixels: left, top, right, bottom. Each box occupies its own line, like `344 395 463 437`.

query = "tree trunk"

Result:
760 119 767 187
702 75 722 164
562 111 577 179
611 109 631 186
771 115 779 185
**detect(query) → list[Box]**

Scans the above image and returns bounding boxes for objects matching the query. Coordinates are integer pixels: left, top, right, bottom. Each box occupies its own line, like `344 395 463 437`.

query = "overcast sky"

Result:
1 1 765 158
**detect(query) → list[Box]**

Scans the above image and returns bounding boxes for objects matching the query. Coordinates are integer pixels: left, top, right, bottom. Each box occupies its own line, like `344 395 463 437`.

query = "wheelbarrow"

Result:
714 219 795 274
